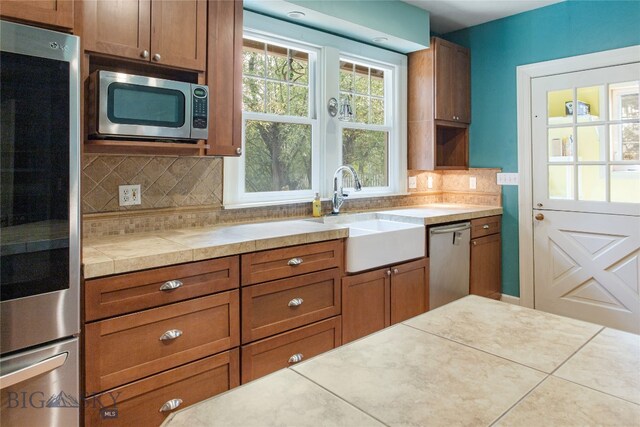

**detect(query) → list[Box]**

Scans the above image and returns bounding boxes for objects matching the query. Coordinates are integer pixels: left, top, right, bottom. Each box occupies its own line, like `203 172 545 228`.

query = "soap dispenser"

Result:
312 193 322 217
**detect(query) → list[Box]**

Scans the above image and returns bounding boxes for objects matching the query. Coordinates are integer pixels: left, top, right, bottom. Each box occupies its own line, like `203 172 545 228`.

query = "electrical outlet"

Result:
119 184 141 206
497 173 519 186
408 176 417 189
427 176 433 189
469 176 477 190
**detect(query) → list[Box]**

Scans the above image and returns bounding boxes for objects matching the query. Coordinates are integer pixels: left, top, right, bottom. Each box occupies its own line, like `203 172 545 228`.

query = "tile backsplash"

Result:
82 154 501 238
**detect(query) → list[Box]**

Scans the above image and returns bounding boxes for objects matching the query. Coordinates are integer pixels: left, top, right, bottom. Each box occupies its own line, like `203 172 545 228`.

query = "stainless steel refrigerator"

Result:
0 20 81 426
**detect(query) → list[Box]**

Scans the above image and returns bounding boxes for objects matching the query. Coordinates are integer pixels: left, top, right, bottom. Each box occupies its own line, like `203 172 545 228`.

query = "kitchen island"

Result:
163 296 640 426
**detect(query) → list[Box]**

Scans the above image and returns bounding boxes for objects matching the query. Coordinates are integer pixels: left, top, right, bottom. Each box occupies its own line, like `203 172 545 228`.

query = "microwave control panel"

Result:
191 85 208 139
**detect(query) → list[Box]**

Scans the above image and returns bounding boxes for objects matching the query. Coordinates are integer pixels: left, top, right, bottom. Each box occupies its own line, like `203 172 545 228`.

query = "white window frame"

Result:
224 11 407 208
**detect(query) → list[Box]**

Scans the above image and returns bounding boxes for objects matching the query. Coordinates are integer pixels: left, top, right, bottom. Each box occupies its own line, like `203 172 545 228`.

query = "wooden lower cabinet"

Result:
84 349 239 427
342 258 429 344
470 233 501 300
241 317 341 383
85 290 239 394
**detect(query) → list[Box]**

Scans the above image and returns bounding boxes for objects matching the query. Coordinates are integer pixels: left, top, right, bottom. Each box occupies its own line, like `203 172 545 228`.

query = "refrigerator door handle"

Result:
0 352 68 389
429 224 471 235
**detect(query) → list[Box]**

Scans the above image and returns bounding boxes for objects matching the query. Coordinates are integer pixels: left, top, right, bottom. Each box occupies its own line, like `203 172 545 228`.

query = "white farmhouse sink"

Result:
309 215 425 273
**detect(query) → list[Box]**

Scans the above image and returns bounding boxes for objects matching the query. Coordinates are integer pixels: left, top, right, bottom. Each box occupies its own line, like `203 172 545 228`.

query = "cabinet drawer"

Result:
470 215 501 239
242 269 341 343
85 256 239 321
241 240 343 286
85 291 239 394
241 317 341 383
84 349 239 427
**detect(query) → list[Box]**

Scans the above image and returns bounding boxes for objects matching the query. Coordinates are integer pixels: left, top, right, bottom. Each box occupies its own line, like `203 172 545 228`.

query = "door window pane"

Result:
548 127 574 161
548 165 574 199
610 165 640 203
610 123 640 161
548 89 573 125
576 86 602 122
342 129 388 187
609 81 639 120
244 120 312 192
578 165 606 201
577 125 605 161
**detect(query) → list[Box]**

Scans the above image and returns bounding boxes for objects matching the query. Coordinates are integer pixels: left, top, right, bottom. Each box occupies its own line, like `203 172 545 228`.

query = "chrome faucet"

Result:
332 165 362 214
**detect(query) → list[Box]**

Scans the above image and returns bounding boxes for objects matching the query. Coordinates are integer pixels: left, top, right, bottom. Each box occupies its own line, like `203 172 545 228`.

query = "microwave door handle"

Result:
0 353 68 389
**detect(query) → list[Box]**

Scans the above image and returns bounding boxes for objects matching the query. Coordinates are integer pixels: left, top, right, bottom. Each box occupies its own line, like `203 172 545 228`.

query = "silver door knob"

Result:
140 50 149 59
535 213 544 221
288 298 304 307
152 53 161 62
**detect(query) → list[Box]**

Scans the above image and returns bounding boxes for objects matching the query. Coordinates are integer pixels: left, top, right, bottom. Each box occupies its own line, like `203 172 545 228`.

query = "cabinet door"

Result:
390 258 429 324
0 0 73 30
80 0 151 61
434 38 456 122
470 233 501 300
342 268 390 344
454 45 471 123
150 0 207 71
206 0 243 156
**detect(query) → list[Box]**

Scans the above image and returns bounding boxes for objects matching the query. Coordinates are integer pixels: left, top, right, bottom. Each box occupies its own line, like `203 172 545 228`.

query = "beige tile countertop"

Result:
163 296 640 427
83 203 502 278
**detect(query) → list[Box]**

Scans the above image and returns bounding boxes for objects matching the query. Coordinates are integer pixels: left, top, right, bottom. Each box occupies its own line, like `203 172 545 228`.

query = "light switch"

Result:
427 176 433 189
408 176 417 189
469 176 477 190
497 172 519 186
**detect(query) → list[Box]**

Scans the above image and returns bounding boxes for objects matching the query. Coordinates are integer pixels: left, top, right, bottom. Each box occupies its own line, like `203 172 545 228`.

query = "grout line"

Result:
401 323 550 375
548 326 605 376
289 369 391 427
488 375 550 426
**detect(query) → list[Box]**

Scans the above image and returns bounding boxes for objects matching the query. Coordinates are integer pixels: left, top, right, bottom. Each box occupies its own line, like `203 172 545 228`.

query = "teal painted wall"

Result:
444 0 640 296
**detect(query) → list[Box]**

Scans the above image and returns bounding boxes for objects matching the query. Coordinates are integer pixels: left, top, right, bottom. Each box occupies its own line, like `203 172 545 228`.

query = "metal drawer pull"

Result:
288 353 304 364
287 257 303 266
393 268 399 274
288 298 304 307
483 224 490 229
159 398 183 412
160 280 183 291
159 329 183 341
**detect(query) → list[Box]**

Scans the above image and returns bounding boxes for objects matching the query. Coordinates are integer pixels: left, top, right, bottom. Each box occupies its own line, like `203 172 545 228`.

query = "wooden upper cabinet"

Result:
206 0 243 156
433 37 470 124
151 0 206 70
0 0 74 31
78 0 206 71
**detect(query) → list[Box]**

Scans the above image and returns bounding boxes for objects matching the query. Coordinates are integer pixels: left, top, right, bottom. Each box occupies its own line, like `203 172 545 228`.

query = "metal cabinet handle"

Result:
535 213 545 221
288 353 304 364
140 49 149 59
288 298 304 307
386 270 391 276
472 240 477 246
159 398 183 412
152 53 161 62
483 224 490 229
159 329 182 341
287 257 303 266
0 353 67 389
160 280 183 291
235 147 242 155
393 268 399 274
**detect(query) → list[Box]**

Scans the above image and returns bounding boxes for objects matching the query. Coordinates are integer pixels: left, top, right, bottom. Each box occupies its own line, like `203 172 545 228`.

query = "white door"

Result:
531 62 640 333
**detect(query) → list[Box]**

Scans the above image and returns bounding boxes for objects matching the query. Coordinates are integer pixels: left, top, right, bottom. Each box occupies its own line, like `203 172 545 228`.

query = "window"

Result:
224 13 407 206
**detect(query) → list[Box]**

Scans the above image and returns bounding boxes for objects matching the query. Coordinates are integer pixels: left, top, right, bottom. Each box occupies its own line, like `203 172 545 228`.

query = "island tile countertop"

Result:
83 204 502 278
163 296 640 427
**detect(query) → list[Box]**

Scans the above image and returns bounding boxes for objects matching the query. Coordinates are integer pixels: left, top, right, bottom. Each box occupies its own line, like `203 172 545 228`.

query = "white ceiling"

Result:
403 0 563 34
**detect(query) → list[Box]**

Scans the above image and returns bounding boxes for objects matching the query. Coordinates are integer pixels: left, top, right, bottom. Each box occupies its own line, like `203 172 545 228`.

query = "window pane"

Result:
266 81 287 115
354 64 369 95
610 81 639 120
245 120 312 192
576 86 602 123
289 84 308 116
242 40 265 77
266 44 288 81
289 50 308 84
354 95 369 124
548 127 574 161
242 77 265 113
342 129 388 187
371 68 384 97
610 123 640 161
578 165 606 202
548 165 574 200
340 61 353 92
371 98 384 125
577 125 605 161
611 165 640 203
548 89 573 125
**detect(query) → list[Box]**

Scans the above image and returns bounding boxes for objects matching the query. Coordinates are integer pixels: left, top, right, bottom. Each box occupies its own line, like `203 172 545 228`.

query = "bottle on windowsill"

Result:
312 192 322 217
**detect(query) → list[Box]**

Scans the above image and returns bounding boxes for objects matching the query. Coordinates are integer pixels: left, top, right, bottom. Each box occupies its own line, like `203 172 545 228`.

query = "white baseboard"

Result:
500 294 521 305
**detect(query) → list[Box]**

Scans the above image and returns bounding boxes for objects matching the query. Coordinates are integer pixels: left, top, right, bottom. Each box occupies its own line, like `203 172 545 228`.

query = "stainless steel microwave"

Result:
89 70 208 141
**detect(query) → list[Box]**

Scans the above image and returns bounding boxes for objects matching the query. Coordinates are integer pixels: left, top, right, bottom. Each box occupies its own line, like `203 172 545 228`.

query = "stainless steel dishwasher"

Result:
429 222 471 309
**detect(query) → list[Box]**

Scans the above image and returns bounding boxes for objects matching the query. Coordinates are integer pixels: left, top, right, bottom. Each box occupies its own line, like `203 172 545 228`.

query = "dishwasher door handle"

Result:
429 223 471 235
